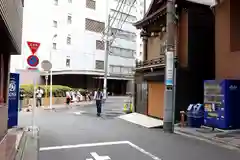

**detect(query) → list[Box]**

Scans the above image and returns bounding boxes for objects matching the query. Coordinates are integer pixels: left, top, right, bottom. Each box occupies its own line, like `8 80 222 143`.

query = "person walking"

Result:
94 88 103 117
19 89 25 111
66 91 71 108
36 87 43 107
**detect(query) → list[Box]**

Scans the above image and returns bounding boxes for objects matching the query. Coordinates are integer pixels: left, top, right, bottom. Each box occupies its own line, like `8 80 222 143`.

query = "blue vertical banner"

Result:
8 73 20 129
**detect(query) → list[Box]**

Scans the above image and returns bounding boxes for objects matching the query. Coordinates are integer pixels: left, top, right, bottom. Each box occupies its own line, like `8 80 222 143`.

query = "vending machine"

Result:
204 80 240 129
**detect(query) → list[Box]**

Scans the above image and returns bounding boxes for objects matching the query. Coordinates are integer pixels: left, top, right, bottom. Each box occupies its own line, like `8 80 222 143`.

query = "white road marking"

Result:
126 141 161 160
87 152 111 160
40 141 129 151
73 111 86 115
40 141 162 160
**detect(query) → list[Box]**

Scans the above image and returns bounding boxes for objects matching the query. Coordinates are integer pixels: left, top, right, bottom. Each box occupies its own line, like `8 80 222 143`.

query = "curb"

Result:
174 129 240 151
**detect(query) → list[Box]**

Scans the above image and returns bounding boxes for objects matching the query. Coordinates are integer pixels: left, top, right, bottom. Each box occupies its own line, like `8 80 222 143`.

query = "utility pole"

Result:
49 34 57 109
103 0 110 100
49 50 53 110
163 0 176 133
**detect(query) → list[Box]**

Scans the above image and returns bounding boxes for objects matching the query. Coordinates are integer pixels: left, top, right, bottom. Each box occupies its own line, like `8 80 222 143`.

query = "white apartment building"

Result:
11 0 147 94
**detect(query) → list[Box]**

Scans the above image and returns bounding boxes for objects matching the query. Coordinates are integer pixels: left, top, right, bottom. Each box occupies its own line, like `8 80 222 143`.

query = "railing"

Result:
135 57 165 70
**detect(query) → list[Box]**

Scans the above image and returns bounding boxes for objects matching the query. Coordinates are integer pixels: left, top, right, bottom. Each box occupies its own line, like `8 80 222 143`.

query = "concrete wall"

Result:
0 54 10 139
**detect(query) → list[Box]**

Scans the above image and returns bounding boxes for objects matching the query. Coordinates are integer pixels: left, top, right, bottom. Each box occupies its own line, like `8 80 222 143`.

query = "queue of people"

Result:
66 89 104 117
65 90 93 104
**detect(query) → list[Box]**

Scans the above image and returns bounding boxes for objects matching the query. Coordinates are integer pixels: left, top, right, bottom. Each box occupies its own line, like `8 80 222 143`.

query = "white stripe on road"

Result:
126 141 161 160
40 141 162 160
40 141 129 151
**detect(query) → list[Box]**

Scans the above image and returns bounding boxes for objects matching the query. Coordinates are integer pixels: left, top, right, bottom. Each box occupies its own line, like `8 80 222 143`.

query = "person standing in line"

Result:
36 87 43 107
94 88 103 117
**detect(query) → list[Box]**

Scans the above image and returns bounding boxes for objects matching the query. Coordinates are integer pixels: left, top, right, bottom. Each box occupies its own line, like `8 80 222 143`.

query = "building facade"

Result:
11 0 147 94
0 0 23 139
134 0 215 120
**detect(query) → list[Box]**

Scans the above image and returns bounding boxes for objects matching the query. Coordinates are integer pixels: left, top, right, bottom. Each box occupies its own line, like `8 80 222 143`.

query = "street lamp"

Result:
49 34 57 109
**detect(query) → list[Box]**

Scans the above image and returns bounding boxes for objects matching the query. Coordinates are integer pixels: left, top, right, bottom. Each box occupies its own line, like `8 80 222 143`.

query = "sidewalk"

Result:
0 127 39 160
175 125 240 150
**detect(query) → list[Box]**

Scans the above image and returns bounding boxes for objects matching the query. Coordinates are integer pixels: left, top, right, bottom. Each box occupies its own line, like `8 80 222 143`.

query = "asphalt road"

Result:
19 97 240 160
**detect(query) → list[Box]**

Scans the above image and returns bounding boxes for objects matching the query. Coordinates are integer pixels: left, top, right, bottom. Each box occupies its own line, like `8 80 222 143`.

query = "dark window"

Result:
66 58 70 67
85 18 105 33
53 21 57 28
54 0 58 5
86 0 96 9
53 43 57 49
96 40 105 50
95 60 104 70
67 15 72 24
67 36 71 45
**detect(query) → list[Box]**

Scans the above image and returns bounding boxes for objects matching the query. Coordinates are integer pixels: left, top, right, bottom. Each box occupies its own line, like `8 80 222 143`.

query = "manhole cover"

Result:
101 112 124 119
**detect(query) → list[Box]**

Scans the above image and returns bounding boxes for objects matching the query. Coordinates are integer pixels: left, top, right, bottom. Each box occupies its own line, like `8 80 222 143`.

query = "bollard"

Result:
180 111 185 128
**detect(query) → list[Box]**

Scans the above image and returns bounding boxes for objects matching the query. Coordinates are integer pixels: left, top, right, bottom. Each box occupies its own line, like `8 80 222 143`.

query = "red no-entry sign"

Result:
27 41 40 54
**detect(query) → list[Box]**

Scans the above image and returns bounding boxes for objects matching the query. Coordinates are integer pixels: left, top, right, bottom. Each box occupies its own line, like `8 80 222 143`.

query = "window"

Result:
67 15 72 24
53 43 57 49
85 18 105 33
110 28 136 41
95 60 104 70
66 57 70 67
109 65 133 75
96 40 105 50
67 35 71 45
86 0 96 9
68 0 72 3
110 46 135 58
54 0 58 5
53 20 57 28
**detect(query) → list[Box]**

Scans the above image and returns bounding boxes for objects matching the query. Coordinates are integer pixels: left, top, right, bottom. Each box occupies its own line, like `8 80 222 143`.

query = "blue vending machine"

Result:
8 73 20 129
204 80 240 130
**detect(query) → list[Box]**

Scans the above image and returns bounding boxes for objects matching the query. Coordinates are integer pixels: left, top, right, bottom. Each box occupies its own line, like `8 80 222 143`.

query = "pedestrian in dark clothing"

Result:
19 89 24 111
94 88 103 116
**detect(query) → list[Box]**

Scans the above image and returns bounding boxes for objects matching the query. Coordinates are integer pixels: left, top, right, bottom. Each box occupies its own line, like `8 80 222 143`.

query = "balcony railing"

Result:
135 57 165 70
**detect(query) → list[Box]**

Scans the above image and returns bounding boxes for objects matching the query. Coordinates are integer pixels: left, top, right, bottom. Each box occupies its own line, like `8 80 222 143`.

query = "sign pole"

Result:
45 75 48 107
41 60 52 109
50 70 52 110
32 77 36 136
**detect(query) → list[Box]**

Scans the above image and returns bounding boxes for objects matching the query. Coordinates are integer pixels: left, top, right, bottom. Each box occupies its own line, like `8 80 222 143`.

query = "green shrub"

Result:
20 84 86 98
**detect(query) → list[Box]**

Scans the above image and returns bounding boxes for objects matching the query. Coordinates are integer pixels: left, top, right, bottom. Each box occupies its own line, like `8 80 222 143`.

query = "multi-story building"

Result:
0 0 23 140
11 0 146 95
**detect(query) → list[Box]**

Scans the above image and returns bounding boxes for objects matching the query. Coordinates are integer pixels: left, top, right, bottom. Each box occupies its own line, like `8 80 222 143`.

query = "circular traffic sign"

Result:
41 60 52 71
27 55 39 67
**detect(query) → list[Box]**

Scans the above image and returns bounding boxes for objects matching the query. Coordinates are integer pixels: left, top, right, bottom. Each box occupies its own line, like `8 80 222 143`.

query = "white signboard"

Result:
165 51 174 86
